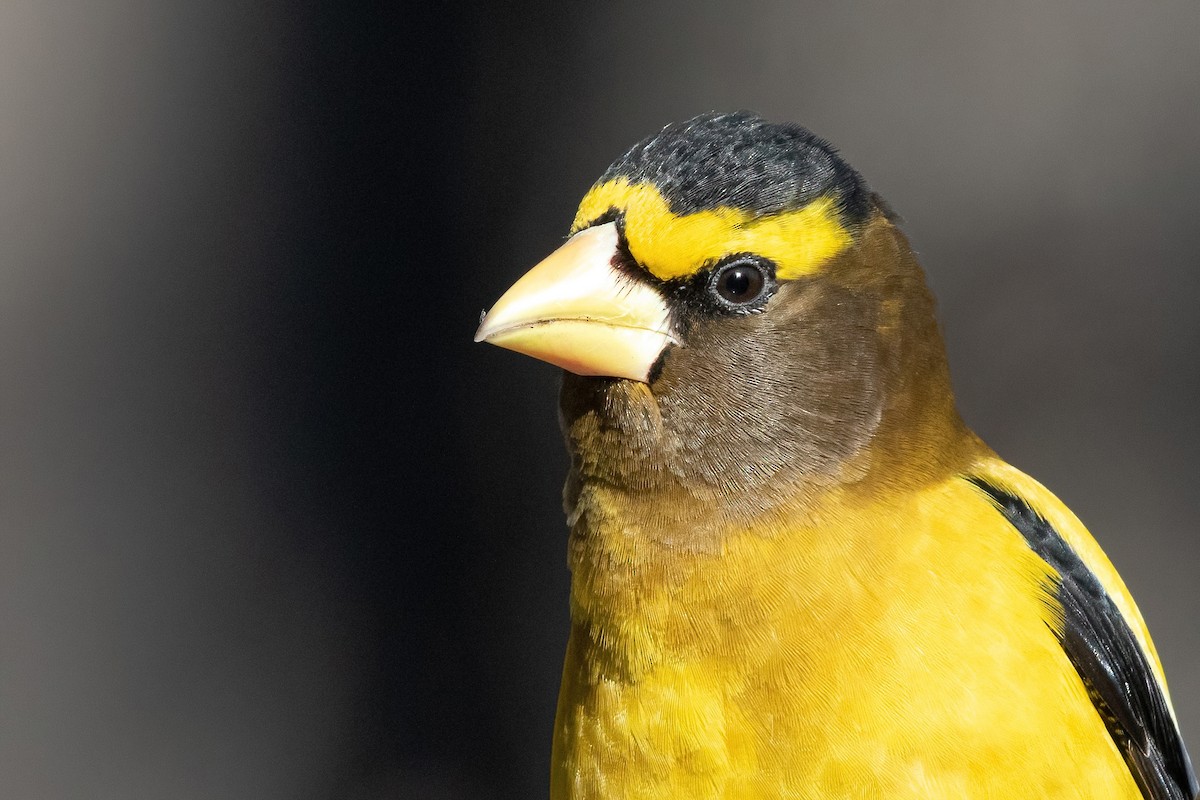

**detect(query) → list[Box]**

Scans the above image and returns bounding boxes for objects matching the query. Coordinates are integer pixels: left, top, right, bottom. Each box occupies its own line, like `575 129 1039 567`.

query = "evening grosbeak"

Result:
475 112 1197 800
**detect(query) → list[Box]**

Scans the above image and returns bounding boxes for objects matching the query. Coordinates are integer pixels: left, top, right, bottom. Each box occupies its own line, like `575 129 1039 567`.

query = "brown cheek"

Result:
650 280 885 495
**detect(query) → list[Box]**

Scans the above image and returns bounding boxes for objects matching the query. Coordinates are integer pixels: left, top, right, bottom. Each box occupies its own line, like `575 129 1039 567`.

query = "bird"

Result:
474 111 1197 800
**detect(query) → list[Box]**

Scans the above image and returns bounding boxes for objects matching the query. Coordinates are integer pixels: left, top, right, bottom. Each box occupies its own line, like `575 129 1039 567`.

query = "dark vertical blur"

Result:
0 2 1197 798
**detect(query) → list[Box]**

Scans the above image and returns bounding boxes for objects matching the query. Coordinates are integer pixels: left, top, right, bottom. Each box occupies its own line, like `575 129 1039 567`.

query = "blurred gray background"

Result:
1 1 1197 798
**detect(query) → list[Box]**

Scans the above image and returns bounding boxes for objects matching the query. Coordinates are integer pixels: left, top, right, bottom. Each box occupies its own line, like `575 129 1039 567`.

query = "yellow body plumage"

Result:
552 455 1155 798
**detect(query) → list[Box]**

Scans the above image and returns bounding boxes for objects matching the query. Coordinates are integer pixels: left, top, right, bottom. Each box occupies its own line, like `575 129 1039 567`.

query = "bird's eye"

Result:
711 258 770 307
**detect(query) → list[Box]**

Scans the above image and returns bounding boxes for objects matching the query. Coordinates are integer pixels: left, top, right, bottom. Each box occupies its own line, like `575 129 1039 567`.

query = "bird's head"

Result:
478 112 966 527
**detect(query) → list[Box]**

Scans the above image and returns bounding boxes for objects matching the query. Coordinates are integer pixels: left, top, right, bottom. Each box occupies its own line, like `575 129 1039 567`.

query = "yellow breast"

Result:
550 462 1143 799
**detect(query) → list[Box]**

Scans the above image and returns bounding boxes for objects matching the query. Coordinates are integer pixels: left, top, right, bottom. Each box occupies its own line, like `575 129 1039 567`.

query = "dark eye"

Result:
711 258 768 306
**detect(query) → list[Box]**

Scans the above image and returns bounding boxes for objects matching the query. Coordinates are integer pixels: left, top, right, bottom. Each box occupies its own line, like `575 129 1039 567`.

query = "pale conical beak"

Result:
474 221 677 382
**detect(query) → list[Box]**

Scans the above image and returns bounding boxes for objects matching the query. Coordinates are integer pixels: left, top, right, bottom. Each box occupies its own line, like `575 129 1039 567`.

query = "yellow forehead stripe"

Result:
571 178 852 281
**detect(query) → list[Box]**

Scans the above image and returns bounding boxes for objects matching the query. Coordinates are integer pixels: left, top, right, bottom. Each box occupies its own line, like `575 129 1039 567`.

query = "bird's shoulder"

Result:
963 457 1197 800
964 458 1166 685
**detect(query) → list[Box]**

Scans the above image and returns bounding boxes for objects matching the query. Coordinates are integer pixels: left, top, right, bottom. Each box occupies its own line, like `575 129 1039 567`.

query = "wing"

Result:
969 477 1198 800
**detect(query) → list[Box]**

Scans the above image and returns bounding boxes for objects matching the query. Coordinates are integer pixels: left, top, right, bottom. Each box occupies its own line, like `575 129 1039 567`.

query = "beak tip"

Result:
474 309 491 343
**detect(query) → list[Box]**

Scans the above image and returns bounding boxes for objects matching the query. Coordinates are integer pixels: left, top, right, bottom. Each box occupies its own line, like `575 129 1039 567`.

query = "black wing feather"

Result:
969 477 1198 800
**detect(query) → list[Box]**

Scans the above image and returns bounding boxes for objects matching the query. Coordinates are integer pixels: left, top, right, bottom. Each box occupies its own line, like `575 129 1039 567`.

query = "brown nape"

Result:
559 208 982 550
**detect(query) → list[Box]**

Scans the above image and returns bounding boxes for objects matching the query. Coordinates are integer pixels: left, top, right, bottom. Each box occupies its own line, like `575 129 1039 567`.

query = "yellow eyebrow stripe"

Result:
571 178 853 281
